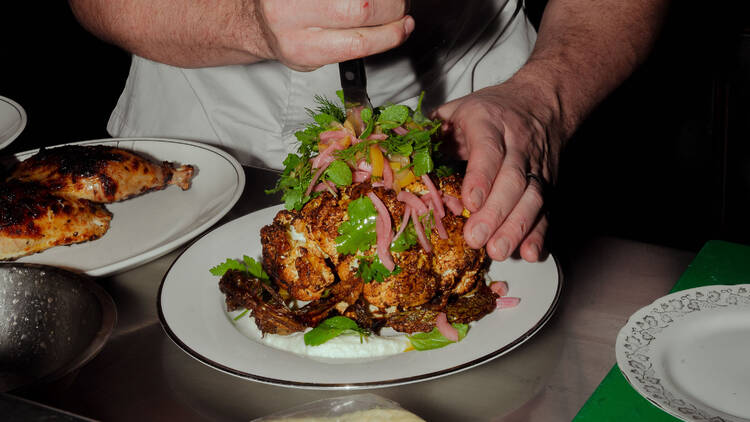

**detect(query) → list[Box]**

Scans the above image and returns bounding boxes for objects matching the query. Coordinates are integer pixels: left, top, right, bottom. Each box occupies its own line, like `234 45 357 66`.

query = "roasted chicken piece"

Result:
7 145 194 203
0 181 112 260
258 174 490 333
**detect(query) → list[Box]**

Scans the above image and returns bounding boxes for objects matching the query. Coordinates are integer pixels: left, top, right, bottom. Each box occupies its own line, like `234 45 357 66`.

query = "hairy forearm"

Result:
511 0 670 140
68 0 268 68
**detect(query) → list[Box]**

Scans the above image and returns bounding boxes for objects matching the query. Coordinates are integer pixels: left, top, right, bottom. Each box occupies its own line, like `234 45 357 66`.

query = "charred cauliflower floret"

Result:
259 175 489 320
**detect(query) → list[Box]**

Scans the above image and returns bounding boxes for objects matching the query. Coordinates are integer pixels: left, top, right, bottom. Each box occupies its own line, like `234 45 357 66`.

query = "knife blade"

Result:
338 58 372 136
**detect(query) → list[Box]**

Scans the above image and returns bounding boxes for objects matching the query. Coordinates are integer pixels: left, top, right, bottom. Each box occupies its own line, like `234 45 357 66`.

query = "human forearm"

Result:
68 0 267 68
509 0 670 140
68 0 413 70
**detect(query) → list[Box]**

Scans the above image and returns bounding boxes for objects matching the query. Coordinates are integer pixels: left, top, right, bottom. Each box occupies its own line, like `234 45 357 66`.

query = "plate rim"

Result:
616 283 750 422
0 95 27 149
157 204 564 390
9 137 246 277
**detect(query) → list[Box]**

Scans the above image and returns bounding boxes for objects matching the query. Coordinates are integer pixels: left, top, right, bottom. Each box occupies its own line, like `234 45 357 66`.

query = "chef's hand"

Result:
436 78 563 262
254 0 414 71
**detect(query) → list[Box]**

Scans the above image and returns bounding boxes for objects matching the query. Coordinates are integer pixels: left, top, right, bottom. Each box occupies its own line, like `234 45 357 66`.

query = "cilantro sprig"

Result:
209 255 269 280
357 256 401 283
335 196 378 254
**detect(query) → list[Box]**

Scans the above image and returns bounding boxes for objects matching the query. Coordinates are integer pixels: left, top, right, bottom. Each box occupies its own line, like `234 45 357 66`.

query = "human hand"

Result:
435 80 563 262
254 0 414 71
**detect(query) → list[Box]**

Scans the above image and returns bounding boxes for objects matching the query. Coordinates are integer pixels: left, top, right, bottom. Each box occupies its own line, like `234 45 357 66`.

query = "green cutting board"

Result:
573 240 750 421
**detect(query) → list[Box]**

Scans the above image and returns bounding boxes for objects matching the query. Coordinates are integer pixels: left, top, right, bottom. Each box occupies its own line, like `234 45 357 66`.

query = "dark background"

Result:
2 1 749 253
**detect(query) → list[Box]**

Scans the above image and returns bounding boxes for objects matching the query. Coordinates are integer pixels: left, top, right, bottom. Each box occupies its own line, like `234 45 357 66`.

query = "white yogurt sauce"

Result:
229 310 411 362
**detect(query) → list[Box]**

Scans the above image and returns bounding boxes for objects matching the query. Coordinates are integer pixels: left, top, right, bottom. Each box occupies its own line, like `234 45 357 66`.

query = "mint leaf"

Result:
407 323 469 351
304 316 369 346
412 149 433 177
324 159 353 186
335 197 378 254
377 104 409 129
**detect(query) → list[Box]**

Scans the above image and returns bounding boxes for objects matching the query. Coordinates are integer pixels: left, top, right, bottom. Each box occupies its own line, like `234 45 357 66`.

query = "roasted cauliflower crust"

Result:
218 269 306 335
385 282 498 334
260 175 489 322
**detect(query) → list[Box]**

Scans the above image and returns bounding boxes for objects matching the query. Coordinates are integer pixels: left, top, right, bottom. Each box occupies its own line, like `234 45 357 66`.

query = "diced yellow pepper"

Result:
370 145 384 178
397 169 417 188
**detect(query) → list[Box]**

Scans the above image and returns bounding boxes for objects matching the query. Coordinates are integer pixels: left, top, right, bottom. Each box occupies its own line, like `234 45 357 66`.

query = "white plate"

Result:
0 96 27 150
158 205 562 389
616 284 750 422
9 138 245 277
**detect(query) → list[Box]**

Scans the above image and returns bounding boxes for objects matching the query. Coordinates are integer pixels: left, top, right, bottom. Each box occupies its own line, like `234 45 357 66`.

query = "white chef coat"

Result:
106 0 536 168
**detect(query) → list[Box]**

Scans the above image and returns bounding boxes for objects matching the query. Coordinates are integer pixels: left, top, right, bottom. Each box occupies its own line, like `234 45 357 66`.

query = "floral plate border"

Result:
615 284 750 422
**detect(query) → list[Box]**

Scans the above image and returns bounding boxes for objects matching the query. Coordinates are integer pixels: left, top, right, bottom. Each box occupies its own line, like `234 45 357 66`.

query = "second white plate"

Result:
10 138 245 277
0 96 27 150
617 284 750 422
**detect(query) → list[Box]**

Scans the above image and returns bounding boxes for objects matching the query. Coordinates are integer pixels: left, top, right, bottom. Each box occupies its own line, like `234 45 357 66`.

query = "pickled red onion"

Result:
396 191 428 216
393 126 409 136
421 175 445 219
411 210 432 253
394 206 411 240
382 157 393 190
357 159 372 172
496 297 521 309
319 129 349 142
428 203 448 239
367 192 395 271
443 193 464 216
367 133 388 141
311 142 345 169
436 312 458 342
305 165 328 197
353 170 371 183
313 180 338 195
490 281 509 297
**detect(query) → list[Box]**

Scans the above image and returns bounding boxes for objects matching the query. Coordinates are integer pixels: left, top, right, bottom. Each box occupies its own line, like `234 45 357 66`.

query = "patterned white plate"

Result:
616 284 750 422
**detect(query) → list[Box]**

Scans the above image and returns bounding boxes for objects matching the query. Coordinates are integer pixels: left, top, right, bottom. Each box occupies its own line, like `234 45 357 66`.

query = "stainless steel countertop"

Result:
11 166 696 421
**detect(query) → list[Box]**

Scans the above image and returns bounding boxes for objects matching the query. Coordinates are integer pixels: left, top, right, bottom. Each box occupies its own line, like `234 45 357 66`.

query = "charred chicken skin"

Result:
0 181 112 260
1 144 195 259
8 145 194 203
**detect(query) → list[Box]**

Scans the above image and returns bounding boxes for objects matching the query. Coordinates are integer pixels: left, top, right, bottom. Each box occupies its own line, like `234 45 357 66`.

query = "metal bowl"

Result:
0 263 116 392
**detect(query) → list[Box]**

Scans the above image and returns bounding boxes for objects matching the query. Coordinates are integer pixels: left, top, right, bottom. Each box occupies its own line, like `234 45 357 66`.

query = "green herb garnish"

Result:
269 92 443 211
390 222 418 253
357 256 401 283
323 159 353 186
304 316 370 346
209 255 269 280
265 153 314 211
335 196 378 254
407 323 469 351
